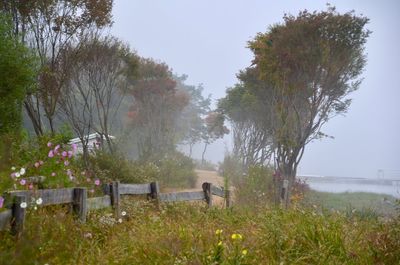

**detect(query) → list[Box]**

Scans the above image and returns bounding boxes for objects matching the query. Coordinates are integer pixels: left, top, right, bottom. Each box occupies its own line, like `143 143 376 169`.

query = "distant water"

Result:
300 177 400 198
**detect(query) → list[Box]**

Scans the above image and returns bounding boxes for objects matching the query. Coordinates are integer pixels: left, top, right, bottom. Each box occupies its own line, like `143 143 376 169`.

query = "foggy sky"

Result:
111 0 400 179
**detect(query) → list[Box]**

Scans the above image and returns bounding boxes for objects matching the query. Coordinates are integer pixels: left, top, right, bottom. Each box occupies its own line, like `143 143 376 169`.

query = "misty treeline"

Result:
0 0 228 165
218 6 370 206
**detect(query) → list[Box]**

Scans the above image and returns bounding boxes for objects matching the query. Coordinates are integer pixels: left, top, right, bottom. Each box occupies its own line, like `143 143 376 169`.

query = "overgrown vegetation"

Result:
0 201 399 264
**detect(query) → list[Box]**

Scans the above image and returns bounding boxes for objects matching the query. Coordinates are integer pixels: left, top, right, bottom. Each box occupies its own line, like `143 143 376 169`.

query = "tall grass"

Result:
1 199 399 264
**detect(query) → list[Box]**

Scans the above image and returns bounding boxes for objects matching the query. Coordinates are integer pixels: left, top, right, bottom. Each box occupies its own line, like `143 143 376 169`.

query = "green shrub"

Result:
87 151 155 184
157 151 197 188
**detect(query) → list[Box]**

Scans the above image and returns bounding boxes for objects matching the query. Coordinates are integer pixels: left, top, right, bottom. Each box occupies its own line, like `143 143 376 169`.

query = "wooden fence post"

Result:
225 189 232 208
202 182 213 207
11 194 27 236
149 182 160 200
111 181 120 218
73 188 87 223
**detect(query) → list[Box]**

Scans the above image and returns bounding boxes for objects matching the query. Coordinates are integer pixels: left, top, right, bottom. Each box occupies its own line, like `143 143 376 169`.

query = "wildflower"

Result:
19 179 26 185
121 211 127 216
48 150 54 158
34 162 40 168
33 206 37 210
94 179 100 186
72 143 77 151
36 198 43 205
10 172 16 178
39 160 44 165
47 142 52 147
68 150 73 158
54 145 60 153
20 202 27 208
86 177 91 182
118 218 123 223
0 196 4 208
215 229 223 235
84 232 92 239
217 241 223 246
20 168 26 175
28 184 33 190
11 166 16 171
89 189 94 193
242 249 248 256
231 234 243 240
15 172 21 178
51 172 56 177
64 160 69 166
69 175 75 181
66 169 72 176
62 151 67 157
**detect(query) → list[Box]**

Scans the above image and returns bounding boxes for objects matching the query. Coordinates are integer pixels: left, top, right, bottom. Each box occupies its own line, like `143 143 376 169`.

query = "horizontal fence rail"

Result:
0 181 231 235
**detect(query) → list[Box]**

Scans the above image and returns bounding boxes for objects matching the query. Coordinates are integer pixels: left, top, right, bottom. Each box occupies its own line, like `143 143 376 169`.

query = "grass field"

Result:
0 192 399 265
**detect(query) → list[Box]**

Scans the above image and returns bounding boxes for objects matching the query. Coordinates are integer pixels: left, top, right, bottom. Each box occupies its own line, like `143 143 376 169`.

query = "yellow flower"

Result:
231 233 243 240
242 249 248 256
217 241 223 246
215 229 223 235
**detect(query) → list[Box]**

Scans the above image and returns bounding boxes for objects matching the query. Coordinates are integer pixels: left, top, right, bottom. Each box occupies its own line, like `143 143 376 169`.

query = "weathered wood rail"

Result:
0 182 230 235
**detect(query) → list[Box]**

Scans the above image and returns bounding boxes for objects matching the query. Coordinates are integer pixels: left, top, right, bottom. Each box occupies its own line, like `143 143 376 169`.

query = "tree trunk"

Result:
201 142 208 164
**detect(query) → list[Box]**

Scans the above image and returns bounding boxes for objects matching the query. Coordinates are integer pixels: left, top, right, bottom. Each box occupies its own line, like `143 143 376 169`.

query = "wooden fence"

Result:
0 182 231 235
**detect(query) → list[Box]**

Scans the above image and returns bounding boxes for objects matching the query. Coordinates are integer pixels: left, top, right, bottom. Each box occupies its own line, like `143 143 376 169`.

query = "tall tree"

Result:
177 78 211 157
0 14 37 135
1 0 113 135
126 58 189 160
219 67 274 170
0 14 37 171
247 7 370 206
59 35 137 161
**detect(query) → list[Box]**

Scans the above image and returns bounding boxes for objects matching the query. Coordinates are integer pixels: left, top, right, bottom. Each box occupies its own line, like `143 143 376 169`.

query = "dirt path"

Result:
194 169 224 188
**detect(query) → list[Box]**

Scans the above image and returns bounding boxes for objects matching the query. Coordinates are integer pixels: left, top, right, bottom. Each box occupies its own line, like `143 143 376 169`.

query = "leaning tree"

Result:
221 7 370 207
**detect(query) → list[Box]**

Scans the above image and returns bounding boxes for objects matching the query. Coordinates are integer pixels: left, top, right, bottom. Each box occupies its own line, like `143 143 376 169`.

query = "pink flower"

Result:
68 150 73 158
39 160 44 165
64 160 69 166
28 184 33 190
0 196 4 208
66 169 72 176
34 162 40 168
54 145 60 153
72 143 77 152
48 150 54 158
20 179 26 185
94 179 100 186
62 151 67 157
51 172 56 177
10 172 16 178
47 142 52 147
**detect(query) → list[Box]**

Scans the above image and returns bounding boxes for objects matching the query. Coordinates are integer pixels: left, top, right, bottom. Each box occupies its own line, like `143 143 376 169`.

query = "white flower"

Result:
36 198 43 205
121 211 127 216
20 168 26 175
11 166 16 171
15 172 20 178
118 218 122 223
20 202 27 208
33 206 37 210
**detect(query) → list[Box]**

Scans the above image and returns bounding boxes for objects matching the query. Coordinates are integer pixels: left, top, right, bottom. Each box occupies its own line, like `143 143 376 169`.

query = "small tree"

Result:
201 112 229 164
